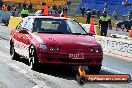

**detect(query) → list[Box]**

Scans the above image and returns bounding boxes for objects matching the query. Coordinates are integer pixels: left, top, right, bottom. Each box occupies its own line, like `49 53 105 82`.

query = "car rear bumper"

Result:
37 52 103 66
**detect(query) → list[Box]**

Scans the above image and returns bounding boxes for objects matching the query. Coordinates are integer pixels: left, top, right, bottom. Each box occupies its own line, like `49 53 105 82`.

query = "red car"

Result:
10 16 103 73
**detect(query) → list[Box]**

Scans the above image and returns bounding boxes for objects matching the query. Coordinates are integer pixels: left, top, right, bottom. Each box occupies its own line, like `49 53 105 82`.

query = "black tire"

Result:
88 65 101 74
10 43 19 60
29 45 40 71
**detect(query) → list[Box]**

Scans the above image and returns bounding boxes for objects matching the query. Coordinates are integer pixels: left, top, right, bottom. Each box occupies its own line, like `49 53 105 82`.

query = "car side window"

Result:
22 18 33 31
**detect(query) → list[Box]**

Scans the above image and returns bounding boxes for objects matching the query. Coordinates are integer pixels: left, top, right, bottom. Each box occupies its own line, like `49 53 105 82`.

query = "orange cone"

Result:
129 27 132 38
89 18 95 35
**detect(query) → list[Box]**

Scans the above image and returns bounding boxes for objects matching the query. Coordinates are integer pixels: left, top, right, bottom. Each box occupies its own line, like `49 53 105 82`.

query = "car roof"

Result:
27 16 72 20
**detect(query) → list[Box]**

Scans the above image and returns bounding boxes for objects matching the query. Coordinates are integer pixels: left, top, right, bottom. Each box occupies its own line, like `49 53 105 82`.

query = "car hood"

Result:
33 33 100 47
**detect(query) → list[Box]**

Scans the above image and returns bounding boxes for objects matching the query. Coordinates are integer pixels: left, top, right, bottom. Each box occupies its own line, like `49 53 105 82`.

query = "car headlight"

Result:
39 44 47 49
95 47 102 53
90 47 102 53
50 47 54 51
49 47 60 51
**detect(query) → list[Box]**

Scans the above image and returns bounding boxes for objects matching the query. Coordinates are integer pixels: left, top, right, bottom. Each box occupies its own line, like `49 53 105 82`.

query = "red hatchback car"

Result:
10 16 103 73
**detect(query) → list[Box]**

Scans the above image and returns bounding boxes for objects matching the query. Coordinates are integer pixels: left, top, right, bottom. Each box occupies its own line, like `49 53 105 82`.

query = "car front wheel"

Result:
29 46 40 71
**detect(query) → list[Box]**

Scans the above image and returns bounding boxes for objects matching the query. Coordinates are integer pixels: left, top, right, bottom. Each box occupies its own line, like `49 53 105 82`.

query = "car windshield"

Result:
33 18 87 35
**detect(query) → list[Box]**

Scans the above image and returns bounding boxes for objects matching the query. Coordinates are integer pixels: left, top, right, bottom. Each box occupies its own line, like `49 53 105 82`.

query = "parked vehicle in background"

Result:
116 19 132 31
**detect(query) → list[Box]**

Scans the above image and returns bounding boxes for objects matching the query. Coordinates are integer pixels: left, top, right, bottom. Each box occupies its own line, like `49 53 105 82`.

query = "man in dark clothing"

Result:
67 0 71 10
28 2 32 12
0 0 3 10
80 7 85 17
21 4 29 18
52 5 57 11
86 11 91 24
96 9 101 18
99 11 112 36
11 5 16 16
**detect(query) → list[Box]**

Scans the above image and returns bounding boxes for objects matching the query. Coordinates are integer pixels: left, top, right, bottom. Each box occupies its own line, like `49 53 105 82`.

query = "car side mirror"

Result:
19 29 29 34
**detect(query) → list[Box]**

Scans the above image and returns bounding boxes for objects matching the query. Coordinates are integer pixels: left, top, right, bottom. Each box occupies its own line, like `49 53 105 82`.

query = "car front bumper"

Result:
37 52 103 66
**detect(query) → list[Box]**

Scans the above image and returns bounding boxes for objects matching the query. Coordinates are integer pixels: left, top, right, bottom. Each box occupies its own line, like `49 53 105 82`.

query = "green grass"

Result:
69 16 117 27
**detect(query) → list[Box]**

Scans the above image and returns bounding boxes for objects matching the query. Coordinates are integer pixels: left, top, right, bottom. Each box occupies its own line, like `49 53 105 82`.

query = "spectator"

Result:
86 11 91 24
52 5 57 11
92 9 96 17
18 3 22 9
96 9 101 18
8 5 11 11
113 9 118 20
17 3 22 16
28 2 32 13
86 8 91 12
67 0 71 11
2 3 8 11
11 5 16 16
80 7 85 17
41 2 49 16
0 0 3 10
122 0 131 6
21 4 29 18
124 0 129 6
57 5 62 14
60 6 68 18
23 3 26 9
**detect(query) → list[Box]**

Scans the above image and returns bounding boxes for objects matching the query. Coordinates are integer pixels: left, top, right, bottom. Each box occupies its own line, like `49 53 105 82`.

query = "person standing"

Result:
21 4 29 18
99 11 112 36
28 2 32 13
67 0 71 11
60 6 68 18
11 5 16 16
80 7 85 17
86 11 91 24
41 2 49 16
0 0 3 10
2 4 8 11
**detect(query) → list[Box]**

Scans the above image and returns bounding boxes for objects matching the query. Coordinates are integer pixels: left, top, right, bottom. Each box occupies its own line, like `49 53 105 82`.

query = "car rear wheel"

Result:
88 65 101 74
29 46 40 71
10 43 19 60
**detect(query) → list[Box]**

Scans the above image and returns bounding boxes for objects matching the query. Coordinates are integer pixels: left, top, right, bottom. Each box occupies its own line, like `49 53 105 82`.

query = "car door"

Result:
19 18 33 58
12 22 23 55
